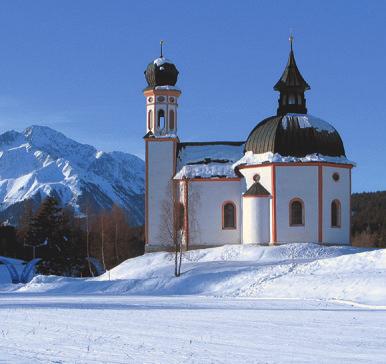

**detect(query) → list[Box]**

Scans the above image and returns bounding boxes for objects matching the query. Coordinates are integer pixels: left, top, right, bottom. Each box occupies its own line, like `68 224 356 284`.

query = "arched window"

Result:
290 198 304 226
222 202 236 229
169 110 175 130
331 200 341 228
157 109 165 129
147 110 153 130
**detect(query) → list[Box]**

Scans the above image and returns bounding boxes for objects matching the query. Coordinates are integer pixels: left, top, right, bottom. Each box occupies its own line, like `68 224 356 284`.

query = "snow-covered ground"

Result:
1 243 385 363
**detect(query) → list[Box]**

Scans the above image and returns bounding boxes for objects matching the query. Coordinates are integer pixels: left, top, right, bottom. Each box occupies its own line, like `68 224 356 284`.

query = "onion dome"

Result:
144 41 179 88
245 37 345 158
245 114 346 157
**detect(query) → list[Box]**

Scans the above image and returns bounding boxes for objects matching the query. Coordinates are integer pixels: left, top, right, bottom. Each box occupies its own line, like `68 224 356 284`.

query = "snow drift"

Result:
5 243 385 306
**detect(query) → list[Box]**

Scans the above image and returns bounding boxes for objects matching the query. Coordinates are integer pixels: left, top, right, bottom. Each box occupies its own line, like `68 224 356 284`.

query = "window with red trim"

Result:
290 199 304 226
223 202 236 229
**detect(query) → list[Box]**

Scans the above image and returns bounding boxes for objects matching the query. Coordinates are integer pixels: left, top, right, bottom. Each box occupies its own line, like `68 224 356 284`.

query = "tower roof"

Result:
144 41 179 89
243 182 271 197
274 39 310 92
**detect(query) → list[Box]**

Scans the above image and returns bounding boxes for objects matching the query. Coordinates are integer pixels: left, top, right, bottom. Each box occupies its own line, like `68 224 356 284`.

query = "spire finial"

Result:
289 31 294 51
160 40 164 58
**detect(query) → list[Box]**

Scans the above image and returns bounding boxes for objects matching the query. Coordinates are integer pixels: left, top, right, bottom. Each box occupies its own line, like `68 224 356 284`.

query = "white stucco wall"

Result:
322 166 351 245
275 165 319 243
187 180 242 246
242 196 270 244
147 140 176 246
240 166 272 191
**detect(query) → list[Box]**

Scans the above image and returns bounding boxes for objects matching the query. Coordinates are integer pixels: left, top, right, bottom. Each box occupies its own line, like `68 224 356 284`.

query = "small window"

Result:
331 200 341 228
147 110 153 130
222 202 236 229
288 94 296 105
332 172 340 182
169 110 175 130
157 109 165 129
290 199 304 226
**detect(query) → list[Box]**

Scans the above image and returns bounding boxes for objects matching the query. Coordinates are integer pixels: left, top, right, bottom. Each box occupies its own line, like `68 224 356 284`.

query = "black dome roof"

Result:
245 114 346 157
144 57 179 88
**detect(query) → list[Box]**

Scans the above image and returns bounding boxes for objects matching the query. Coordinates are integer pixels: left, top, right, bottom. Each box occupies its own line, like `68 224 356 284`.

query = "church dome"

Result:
144 57 179 88
244 114 346 157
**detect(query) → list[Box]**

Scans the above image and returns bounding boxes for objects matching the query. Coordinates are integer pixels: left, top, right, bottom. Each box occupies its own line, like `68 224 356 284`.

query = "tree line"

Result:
351 191 386 248
0 197 144 276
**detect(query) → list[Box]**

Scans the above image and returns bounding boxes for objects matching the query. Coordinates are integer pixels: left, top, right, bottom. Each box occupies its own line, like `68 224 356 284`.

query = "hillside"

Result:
352 191 386 247
0 126 145 225
5 243 384 306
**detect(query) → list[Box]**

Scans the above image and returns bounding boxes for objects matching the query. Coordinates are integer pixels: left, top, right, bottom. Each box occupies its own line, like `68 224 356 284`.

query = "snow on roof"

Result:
282 114 336 133
175 142 244 179
233 151 355 169
154 85 180 91
174 163 237 179
153 57 172 66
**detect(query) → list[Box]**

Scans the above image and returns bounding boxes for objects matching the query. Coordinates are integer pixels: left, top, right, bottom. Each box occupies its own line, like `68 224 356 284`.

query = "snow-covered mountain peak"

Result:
0 126 145 225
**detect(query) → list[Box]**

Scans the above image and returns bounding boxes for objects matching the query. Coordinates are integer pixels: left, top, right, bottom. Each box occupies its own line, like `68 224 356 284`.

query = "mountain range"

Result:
0 125 145 226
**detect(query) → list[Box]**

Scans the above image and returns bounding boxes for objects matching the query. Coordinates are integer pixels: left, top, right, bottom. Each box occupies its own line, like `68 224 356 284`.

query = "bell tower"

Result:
274 35 310 115
144 87 181 136
144 40 181 137
144 41 181 249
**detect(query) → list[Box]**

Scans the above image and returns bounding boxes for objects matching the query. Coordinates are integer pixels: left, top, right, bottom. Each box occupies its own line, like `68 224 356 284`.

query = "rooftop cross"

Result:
289 32 294 51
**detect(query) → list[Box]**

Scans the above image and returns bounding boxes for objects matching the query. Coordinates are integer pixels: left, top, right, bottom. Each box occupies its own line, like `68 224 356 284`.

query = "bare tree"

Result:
159 181 183 276
158 179 200 277
85 208 94 277
100 215 106 270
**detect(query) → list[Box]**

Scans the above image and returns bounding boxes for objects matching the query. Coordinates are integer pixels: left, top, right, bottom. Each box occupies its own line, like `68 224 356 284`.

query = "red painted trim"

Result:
173 140 177 176
172 140 177 244
145 140 149 245
184 179 189 249
221 201 237 230
349 168 352 245
174 177 241 182
318 165 323 243
238 162 354 170
271 165 277 243
144 89 181 97
242 195 271 198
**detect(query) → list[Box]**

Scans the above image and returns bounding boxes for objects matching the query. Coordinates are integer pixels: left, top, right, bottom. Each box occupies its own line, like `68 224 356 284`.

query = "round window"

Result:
253 174 260 182
169 97 175 103
148 97 153 103
332 172 340 182
157 96 165 102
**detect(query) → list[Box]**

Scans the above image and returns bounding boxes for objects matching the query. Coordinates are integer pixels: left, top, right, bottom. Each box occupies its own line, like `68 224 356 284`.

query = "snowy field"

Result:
1 243 386 363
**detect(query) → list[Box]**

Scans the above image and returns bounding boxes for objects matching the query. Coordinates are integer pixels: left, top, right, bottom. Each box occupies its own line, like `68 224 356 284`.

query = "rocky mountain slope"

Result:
0 126 144 225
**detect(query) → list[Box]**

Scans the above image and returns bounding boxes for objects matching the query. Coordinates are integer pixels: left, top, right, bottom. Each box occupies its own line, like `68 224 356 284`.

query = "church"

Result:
143 39 354 251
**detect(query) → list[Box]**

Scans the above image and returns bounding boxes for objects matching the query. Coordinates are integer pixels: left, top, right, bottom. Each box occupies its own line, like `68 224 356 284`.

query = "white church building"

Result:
143 41 354 251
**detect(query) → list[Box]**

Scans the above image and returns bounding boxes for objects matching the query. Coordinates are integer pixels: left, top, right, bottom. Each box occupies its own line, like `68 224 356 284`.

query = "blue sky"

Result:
0 1 385 192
